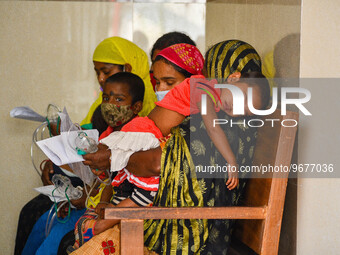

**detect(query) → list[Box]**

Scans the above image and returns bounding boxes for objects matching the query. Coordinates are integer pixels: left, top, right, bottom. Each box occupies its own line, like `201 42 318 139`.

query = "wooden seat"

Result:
103 110 298 255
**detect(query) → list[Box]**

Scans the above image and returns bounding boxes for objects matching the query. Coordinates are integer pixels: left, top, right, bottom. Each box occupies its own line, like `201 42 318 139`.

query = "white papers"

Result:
34 185 77 208
10 106 46 122
36 129 99 166
34 185 67 203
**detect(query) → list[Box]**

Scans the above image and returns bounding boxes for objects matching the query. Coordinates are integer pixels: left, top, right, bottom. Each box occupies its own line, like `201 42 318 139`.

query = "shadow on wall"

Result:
274 33 300 255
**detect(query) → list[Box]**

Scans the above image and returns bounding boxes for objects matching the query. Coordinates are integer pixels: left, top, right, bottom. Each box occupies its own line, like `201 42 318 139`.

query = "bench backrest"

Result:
233 110 298 254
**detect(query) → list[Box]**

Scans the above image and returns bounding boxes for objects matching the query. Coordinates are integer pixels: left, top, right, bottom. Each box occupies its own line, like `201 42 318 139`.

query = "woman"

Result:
81 36 157 133
15 36 156 255
148 31 196 89
83 40 262 254
143 40 262 255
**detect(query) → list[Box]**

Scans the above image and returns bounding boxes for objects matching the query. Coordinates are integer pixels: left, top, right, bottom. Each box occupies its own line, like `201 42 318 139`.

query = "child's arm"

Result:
198 98 239 190
93 198 138 235
95 184 114 214
148 106 186 137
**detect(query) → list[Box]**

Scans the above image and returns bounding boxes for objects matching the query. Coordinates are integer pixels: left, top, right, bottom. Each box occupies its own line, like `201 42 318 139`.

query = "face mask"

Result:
155 90 170 101
101 103 135 127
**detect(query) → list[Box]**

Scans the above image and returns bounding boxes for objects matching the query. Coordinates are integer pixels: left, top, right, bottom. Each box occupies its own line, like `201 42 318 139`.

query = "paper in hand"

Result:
36 129 99 166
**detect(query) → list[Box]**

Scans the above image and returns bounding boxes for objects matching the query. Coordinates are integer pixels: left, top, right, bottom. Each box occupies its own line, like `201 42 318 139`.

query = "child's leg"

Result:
94 187 156 235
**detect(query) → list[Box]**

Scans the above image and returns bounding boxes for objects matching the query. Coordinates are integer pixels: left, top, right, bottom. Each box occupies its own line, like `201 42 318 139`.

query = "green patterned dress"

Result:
144 111 257 255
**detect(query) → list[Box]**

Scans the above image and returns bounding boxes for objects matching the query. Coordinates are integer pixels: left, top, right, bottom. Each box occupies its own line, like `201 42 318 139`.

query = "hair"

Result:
154 55 193 78
105 72 145 105
115 64 125 72
150 31 196 61
239 72 270 110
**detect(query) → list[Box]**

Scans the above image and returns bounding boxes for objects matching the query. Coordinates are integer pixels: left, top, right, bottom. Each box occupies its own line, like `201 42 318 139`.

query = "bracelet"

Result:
40 159 52 172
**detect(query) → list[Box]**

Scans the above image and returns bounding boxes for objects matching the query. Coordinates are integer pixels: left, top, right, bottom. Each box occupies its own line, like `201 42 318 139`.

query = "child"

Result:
149 71 270 189
69 71 162 251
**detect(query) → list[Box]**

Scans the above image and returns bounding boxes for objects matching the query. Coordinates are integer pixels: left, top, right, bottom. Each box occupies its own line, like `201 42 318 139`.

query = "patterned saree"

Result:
144 113 257 255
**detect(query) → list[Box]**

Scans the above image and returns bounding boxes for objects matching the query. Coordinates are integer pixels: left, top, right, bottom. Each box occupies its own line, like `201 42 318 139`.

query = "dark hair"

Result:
239 72 270 110
154 55 193 78
105 72 145 105
116 64 125 71
150 31 196 61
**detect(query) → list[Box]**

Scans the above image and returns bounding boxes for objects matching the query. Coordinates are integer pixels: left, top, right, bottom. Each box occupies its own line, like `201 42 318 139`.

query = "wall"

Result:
297 0 340 254
2 0 339 254
0 1 204 253
206 1 301 254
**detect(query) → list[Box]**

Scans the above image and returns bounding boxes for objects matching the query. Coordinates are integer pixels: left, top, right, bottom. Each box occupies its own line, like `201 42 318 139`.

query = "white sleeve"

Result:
100 131 160 172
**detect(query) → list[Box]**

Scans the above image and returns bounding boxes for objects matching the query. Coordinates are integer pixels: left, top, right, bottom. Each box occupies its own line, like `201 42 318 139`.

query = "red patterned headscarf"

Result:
157 43 204 75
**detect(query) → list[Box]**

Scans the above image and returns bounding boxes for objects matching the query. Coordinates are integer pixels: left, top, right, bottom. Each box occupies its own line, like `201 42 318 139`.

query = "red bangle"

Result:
40 159 52 172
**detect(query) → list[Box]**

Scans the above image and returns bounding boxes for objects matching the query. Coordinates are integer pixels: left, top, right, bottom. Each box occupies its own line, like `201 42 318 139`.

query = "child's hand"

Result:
226 164 239 190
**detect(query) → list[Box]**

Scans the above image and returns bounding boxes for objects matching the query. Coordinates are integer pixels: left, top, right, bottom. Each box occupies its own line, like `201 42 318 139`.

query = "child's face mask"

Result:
101 103 135 127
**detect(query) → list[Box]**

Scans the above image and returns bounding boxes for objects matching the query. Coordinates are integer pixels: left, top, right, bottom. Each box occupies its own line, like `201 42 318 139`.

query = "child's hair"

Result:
154 55 193 78
105 72 145 105
239 72 270 110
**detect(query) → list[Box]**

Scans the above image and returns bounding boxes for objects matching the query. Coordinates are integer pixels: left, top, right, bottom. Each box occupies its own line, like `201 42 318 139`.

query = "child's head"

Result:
101 72 144 128
219 71 270 117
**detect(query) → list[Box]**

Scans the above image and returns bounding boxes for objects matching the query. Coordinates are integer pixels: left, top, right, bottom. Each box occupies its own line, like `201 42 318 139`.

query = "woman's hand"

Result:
70 187 88 210
91 168 106 177
57 203 70 219
41 160 54 186
83 143 111 171
95 202 112 215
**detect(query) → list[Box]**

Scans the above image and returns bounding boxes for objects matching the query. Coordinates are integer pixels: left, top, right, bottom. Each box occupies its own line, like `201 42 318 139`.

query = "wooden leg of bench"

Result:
260 178 288 255
120 219 144 255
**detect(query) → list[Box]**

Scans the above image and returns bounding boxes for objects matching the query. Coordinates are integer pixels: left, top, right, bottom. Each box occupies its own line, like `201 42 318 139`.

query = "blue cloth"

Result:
22 206 86 255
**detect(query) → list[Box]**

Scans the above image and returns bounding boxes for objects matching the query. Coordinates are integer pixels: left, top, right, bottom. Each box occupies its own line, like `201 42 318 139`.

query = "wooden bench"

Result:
103 110 298 255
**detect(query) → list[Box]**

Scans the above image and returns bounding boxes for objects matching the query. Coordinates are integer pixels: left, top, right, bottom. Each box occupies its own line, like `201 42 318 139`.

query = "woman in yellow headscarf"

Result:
81 37 156 130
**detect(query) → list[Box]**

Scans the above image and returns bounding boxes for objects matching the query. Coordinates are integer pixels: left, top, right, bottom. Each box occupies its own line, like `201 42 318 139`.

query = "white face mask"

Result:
155 90 170 101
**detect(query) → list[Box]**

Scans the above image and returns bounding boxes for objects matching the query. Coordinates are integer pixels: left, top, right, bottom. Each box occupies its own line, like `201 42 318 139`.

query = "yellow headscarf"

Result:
81 37 156 126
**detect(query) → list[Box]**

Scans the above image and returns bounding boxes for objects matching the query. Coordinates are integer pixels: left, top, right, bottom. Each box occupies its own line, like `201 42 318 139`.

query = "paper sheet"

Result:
34 185 68 203
36 129 99 166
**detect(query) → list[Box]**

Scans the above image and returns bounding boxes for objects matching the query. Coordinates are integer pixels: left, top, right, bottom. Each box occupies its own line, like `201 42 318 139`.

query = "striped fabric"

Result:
111 185 156 207
144 127 208 255
205 40 261 81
